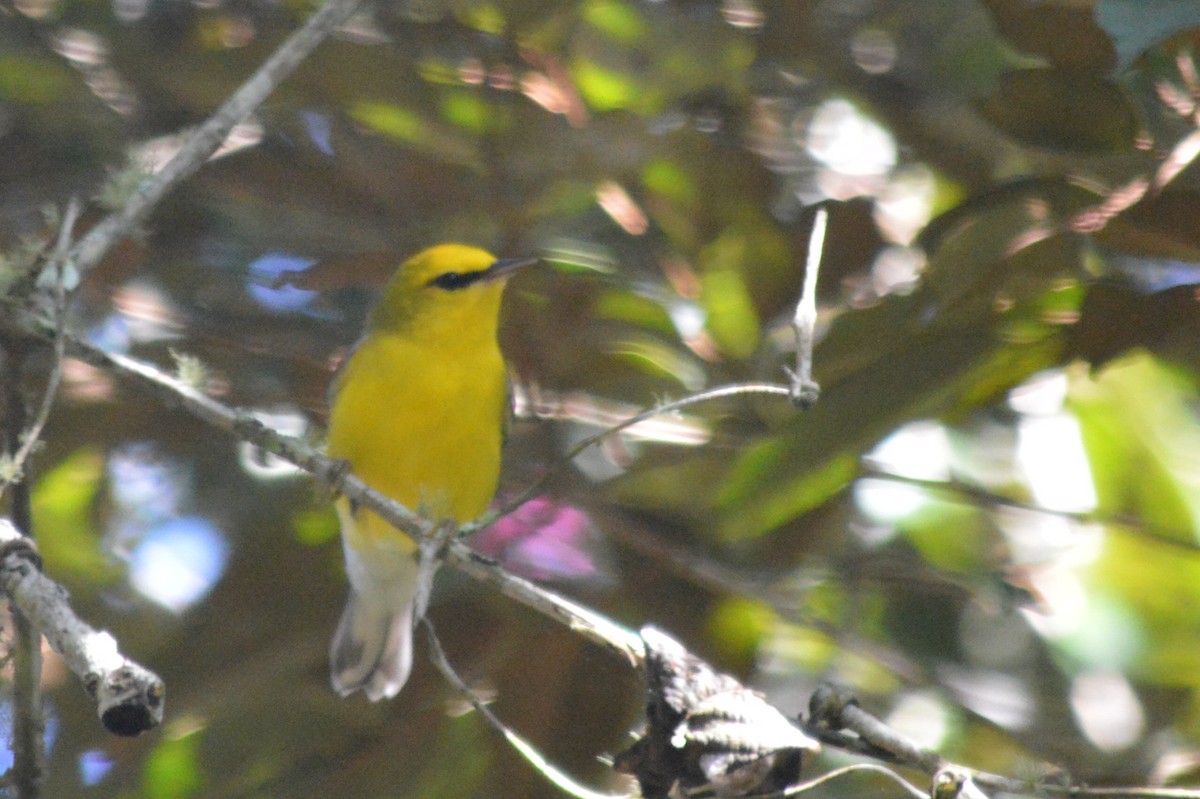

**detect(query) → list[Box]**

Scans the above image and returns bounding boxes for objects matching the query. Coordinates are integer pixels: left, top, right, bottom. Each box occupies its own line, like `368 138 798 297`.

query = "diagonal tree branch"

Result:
37 327 648 667
0 520 164 738
65 0 366 285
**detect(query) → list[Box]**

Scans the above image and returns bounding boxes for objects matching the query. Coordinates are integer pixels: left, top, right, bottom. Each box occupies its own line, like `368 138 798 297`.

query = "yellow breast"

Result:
326 329 508 539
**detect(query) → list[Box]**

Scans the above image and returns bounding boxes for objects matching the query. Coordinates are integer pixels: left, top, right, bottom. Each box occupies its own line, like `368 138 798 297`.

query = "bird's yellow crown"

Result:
368 243 506 338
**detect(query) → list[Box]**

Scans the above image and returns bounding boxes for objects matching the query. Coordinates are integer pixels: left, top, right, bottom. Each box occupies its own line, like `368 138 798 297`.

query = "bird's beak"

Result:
483 256 540 282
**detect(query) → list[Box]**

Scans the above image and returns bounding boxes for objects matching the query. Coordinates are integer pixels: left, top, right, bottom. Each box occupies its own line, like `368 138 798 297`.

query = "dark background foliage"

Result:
2 0 1200 796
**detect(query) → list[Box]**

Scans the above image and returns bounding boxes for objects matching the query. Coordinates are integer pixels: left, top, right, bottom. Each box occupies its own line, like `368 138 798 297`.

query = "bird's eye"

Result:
428 271 479 290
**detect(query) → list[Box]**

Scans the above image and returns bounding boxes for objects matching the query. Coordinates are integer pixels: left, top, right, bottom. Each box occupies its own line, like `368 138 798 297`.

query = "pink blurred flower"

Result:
474 497 606 583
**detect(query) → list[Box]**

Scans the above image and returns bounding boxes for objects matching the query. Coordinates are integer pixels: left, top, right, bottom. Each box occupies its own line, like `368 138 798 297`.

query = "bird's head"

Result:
369 244 535 338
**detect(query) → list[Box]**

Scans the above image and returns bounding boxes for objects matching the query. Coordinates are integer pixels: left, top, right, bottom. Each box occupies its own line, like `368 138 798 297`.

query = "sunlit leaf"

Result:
348 101 479 167
1083 533 1200 680
349 101 425 143
642 159 695 207
719 451 857 540
0 55 73 104
699 231 760 359
592 289 674 333
605 333 705 389
291 506 338 546
582 0 647 44
31 448 120 585
901 501 991 573
708 596 775 665
441 91 489 134
1071 353 1200 536
143 729 203 799
570 57 638 112
460 2 506 35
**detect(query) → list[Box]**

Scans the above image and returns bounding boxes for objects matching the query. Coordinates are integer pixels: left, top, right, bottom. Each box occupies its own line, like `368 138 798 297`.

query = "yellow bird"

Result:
326 243 533 701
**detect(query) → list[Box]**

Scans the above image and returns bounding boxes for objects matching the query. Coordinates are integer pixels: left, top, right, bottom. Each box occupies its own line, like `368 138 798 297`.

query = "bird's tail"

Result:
330 501 421 701
330 588 415 701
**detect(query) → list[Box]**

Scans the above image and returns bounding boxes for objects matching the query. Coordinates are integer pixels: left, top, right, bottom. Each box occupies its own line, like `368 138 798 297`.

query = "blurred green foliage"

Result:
1 0 1200 797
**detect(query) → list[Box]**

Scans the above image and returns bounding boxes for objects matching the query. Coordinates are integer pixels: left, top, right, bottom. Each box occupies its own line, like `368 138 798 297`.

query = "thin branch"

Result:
421 618 631 799
486 381 792 528
786 205 827 409
774 762 929 799
8 604 41 799
65 0 366 284
1 197 80 498
1065 788 1200 799
859 462 1200 554
807 683 942 774
3 344 43 799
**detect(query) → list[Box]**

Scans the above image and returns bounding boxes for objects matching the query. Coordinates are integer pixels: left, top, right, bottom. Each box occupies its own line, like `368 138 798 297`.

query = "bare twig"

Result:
1065 788 1200 799
3 341 43 799
806 682 942 774
775 762 929 799
421 618 630 799
1 198 80 498
859 462 1200 555
786 206 827 409
0 521 164 737
65 0 365 283
488 381 792 526
8 595 42 799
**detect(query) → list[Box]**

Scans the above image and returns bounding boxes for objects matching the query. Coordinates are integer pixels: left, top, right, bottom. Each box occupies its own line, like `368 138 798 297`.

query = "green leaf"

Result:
291 506 338 546
592 288 674 332
0 55 73 104
348 101 479 168
461 2 506 35
1071 352 1200 536
441 90 495 135
642 159 695 207
699 231 760 359
901 501 991 573
143 728 204 799
582 0 647 44
31 448 120 585
571 58 638 112
718 450 856 540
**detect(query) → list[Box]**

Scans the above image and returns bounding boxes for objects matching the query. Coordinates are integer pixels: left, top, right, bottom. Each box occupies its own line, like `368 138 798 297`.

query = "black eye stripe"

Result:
428 271 483 290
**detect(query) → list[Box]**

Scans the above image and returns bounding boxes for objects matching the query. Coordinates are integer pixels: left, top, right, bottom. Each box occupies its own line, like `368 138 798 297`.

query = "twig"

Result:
1065 789 1200 799
785 206 827 409
1 197 80 498
859 462 1200 555
486 381 792 527
774 762 929 799
65 0 366 283
421 618 630 799
8 586 42 799
0 520 164 737
3 343 43 799
444 537 644 666
806 682 942 774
